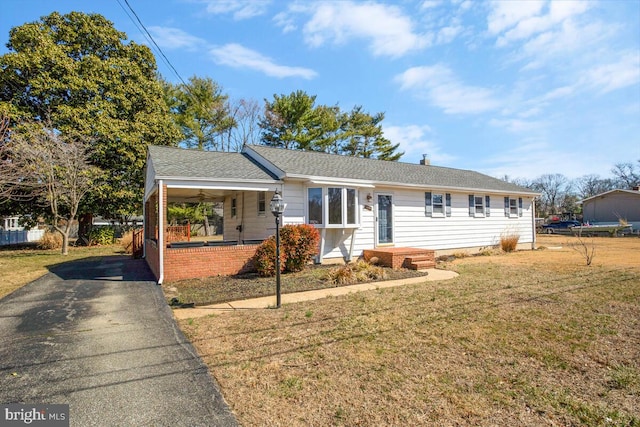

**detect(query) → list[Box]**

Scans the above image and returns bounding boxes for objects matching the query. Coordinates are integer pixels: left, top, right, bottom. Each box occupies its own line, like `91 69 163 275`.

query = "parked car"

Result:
541 220 581 234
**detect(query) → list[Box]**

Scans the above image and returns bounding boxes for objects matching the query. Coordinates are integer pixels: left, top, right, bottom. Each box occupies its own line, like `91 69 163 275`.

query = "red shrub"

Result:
253 224 320 277
280 224 321 273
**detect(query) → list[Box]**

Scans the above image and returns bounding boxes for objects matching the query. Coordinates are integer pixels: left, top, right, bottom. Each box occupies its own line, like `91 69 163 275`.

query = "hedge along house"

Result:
143 145 539 284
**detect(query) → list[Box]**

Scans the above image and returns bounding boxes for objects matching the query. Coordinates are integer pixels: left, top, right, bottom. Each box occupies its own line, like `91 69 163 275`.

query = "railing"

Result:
132 228 144 259
165 222 191 243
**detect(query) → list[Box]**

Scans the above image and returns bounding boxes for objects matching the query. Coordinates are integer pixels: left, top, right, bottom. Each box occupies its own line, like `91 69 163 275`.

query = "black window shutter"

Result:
504 197 510 217
485 195 491 217
425 192 432 217
446 193 451 217
469 195 475 216
518 197 523 217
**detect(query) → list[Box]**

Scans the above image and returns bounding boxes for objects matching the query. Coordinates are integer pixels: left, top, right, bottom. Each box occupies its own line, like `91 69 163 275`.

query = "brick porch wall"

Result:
145 240 160 280
163 244 259 282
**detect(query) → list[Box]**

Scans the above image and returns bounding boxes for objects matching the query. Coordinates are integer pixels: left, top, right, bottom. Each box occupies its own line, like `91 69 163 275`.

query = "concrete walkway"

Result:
173 268 458 320
0 256 237 427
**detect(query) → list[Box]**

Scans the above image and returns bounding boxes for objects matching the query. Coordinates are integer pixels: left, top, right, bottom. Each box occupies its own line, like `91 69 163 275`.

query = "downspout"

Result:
158 179 164 285
142 197 146 259
532 197 537 249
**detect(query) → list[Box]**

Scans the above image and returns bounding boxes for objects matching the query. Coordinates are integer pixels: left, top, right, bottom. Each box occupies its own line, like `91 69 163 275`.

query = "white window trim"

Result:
306 186 360 228
474 194 486 218
504 196 523 218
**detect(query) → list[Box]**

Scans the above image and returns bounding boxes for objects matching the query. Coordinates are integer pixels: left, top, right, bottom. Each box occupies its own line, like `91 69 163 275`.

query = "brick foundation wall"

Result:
163 244 259 282
145 240 160 280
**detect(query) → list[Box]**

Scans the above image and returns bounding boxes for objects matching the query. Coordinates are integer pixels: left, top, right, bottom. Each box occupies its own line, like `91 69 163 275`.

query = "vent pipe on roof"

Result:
420 154 431 166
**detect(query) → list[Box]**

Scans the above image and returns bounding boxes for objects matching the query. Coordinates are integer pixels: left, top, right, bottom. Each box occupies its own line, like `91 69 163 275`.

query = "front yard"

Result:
179 235 640 426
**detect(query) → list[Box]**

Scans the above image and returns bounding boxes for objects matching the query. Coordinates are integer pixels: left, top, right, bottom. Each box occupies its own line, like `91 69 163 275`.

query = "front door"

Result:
376 194 393 245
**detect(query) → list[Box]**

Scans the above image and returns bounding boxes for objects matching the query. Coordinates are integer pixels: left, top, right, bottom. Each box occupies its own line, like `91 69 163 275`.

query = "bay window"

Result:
307 187 359 227
308 188 323 225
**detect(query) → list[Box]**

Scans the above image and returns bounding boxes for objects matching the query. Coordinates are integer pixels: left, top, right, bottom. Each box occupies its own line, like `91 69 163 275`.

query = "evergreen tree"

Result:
0 11 180 219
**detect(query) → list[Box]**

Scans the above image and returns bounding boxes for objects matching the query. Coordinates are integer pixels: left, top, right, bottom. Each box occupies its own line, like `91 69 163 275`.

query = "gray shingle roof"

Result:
148 145 279 181
247 145 537 194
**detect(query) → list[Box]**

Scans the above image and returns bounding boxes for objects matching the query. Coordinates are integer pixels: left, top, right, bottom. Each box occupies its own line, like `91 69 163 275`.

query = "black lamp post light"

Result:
269 189 286 308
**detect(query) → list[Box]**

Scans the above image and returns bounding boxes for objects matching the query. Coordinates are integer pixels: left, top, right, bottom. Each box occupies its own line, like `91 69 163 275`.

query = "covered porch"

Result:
143 182 282 283
143 146 282 283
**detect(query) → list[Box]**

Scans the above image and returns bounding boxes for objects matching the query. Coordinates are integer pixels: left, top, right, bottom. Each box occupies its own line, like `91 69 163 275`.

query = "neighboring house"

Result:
143 145 539 283
580 187 640 229
0 216 45 245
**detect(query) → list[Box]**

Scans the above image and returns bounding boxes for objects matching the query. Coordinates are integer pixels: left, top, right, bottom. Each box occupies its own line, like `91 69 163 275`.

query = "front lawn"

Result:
179 236 640 426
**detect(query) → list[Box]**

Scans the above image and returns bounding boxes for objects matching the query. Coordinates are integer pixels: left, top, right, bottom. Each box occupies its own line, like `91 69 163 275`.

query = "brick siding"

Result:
163 244 259 282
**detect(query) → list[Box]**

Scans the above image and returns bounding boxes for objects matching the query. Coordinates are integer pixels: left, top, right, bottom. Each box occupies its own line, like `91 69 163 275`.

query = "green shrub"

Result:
88 227 115 245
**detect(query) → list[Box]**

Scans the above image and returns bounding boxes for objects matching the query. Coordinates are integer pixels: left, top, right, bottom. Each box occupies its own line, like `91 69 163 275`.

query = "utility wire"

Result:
116 0 189 87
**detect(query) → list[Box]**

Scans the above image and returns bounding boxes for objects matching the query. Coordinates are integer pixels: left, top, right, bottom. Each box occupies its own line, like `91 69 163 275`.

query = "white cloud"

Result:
384 124 456 165
208 43 317 79
273 11 296 33
487 0 594 56
436 23 463 44
198 0 271 20
581 51 640 94
487 0 545 36
489 118 541 134
395 64 501 114
148 26 206 50
420 1 443 10
282 1 429 57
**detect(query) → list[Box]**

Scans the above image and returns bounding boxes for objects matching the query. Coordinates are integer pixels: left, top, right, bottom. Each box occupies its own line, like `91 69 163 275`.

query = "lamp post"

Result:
270 190 286 308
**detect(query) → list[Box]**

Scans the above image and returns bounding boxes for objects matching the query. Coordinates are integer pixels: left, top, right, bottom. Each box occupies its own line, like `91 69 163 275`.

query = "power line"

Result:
116 0 188 87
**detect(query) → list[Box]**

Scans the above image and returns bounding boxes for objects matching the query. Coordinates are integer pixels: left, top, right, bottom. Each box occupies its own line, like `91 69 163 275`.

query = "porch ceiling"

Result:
166 186 269 203
167 188 228 203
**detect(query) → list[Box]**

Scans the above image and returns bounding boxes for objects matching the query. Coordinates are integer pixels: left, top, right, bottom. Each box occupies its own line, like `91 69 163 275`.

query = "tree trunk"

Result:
77 213 93 245
61 231 70 255
203 215 211 236
54 224 71 255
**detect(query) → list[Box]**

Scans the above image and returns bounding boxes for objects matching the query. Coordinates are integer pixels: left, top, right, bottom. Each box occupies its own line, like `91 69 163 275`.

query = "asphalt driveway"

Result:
0 255 237 426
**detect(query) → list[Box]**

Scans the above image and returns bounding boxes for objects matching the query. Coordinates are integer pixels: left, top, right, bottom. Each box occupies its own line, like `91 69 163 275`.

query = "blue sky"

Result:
2 0 639 180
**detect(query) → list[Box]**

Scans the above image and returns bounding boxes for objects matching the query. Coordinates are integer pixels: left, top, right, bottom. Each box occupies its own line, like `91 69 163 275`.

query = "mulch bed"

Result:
163 264 429 306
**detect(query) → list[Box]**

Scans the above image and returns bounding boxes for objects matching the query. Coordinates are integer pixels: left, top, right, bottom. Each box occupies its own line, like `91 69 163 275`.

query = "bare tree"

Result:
230 98 262 151
567 235 596 266
574 174 617 199
531 173 571 217
0 125 103 254
611 162 640 189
